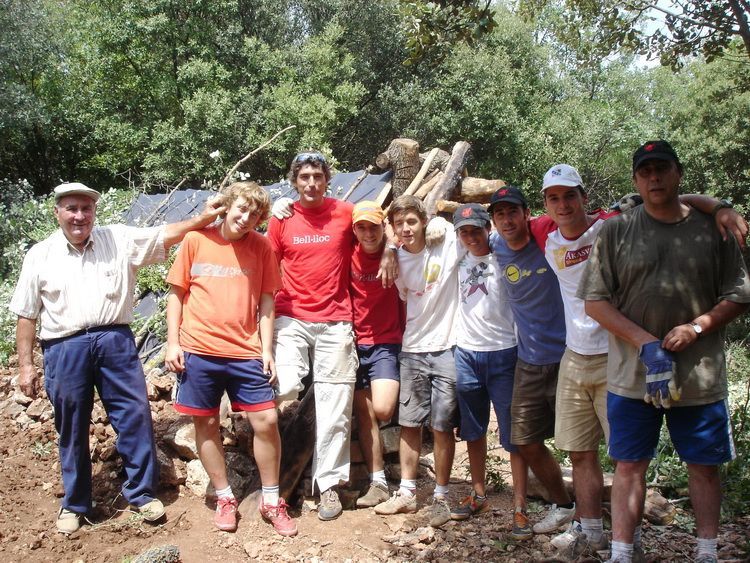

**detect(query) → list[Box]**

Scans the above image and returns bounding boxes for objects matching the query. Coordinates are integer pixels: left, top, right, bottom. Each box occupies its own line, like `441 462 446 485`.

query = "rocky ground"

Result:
0 353 748 563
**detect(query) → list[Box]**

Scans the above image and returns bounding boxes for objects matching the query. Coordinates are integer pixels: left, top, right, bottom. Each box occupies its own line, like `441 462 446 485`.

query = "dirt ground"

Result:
1 360 749 563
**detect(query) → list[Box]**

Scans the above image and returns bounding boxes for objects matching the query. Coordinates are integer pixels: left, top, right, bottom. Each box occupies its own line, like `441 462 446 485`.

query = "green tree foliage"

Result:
523 0 750 69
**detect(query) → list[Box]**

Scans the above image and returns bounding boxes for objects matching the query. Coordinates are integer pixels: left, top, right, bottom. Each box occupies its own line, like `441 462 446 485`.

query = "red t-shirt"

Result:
167 228 282 359
350 244 405 345
267 198 355 322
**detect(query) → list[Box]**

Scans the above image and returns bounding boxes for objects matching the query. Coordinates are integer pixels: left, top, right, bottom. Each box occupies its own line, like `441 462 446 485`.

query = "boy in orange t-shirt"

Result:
165 182 296 536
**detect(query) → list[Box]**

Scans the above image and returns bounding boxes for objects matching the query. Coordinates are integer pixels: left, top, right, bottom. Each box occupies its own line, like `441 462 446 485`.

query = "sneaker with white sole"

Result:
374 490 417 515
567 530 610 559
318 488 343 521
450 491 491 521
356 482 390 508
56 507 82 534
428 496 451 528
133 498 166 522
532 503 575 534
214 497 238 532
550 520 582 550
511 507 533 540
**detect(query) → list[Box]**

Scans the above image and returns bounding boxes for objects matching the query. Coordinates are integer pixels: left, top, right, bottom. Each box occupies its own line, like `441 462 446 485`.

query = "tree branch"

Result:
219 125 297 191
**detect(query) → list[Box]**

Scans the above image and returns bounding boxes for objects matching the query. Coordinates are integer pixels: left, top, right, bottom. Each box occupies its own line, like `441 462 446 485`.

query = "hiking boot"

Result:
450 491 490 521
133 498 166 522
428 496 451 528
374 490 417 515
567 530 610 559
318 488 343 521
550 520 583 550
56 507 82 534
693 555 717 563
356 482 390 508
532 503 575 534
259 497 298 537
214 497 238 532
510 507 533 540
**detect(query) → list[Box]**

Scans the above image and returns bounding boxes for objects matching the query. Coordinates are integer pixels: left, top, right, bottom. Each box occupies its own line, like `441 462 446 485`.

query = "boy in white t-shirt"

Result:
448 204 531 539
374 195 462 528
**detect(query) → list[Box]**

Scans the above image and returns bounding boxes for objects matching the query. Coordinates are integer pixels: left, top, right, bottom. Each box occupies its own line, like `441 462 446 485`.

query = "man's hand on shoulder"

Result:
714 207 748 250
18 364 39 399
425 216 449 247
377 245 399 288
272 197 295 220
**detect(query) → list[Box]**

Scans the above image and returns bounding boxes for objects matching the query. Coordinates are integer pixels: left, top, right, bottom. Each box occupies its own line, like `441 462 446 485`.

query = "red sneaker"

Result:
259 497 298 537
214 496 238 532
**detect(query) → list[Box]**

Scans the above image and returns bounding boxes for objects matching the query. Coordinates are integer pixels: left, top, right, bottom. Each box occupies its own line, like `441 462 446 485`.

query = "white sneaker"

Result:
550 520 582 550
532 503 575 534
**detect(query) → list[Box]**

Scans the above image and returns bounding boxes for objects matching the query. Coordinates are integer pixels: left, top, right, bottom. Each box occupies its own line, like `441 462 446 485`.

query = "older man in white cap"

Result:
10 182 224 534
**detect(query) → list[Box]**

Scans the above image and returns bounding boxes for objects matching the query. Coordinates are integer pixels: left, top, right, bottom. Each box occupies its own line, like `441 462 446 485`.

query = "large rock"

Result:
185 451 257 498
157 447 186 487
527 467 614 502
163 418 199 460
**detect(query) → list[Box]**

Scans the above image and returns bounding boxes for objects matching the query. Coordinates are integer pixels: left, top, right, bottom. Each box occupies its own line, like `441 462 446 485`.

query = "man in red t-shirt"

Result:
349 201 404 508
266 152 358 521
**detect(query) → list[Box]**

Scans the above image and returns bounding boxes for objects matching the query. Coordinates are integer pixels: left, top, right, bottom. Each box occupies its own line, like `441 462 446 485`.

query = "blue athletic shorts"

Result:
355 344 400 390
174 352 276 416
607 392 735 465
455 346 518 453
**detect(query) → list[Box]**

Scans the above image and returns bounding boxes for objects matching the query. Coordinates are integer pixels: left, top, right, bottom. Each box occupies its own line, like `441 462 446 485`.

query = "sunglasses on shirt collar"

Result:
293 152 327 165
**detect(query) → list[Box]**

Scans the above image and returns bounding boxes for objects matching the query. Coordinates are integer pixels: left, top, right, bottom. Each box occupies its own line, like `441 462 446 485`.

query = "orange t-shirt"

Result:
167 227 282 359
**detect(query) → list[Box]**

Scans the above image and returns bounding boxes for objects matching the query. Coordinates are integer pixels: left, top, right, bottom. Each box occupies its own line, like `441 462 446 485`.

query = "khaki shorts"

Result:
273 316 358 400
510 359 558 445
554 348 609 451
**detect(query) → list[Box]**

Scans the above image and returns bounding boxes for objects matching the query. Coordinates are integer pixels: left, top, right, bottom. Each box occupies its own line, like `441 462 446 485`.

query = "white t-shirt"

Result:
457 252 516 351
396 224 462 353
544 214 609 355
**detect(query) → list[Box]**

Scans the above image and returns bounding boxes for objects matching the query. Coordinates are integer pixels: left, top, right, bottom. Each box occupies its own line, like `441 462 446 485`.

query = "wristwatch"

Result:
691 322 703 336
711 199 733 216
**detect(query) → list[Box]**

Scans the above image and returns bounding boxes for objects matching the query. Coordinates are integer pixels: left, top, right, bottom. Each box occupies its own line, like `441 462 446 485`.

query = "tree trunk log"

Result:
414 171 443 200
404 148 440 196
376 138 421 198
423 141 471 217
418 148 451 174
459 177 506 203
436 199 489 214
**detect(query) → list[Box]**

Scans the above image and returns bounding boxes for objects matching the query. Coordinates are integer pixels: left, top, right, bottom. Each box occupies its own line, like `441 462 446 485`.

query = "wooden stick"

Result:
219 125 297 191
375 182 392 207
414 171 443 199
404 147 439 196
341 170 369 201
424 141 471 217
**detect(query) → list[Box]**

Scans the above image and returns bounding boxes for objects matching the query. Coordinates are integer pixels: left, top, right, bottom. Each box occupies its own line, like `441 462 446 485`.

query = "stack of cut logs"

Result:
373 138 505 216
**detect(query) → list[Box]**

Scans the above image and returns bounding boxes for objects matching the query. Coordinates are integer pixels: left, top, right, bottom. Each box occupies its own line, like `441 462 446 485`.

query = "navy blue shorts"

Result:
455 346 518 453
355 344 400 390
174 352 276 416
608 392 735 465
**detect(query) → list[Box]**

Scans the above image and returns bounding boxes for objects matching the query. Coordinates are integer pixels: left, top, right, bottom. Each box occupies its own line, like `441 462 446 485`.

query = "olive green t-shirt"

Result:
578 206 750 405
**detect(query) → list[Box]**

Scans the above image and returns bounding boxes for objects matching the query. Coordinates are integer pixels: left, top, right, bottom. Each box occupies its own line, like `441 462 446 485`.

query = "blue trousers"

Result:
42 325 158 513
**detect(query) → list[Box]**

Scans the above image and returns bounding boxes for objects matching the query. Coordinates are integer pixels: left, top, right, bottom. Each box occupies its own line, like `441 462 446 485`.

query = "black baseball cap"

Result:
632 140 680 174
487 184 527 214
453 203 491 230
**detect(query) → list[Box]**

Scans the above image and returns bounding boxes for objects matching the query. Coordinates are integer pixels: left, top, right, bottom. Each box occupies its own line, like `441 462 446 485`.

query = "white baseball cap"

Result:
53 182 101 202
542 164 584 192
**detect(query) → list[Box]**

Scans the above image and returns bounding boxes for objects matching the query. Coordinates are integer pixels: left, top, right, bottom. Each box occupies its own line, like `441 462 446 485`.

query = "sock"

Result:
633 525 642 548
215 485 234 500
581 517 604 542
695 537 718 559
399 479 417 496
370 470 387 487
611 541 633 562
433 483 450 498
475 492 487 500
262 485 280 506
